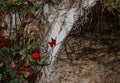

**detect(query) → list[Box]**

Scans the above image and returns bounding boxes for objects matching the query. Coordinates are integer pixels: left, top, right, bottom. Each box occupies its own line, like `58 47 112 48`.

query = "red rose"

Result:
32 52 40 59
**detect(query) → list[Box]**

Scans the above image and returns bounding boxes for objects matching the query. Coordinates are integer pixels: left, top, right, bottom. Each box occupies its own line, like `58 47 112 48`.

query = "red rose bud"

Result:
32 52 40 59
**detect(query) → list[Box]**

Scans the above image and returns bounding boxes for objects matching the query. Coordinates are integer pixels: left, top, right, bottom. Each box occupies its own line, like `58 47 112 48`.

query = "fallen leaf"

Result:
11 60 16 69
24 70 30 78
48 37 56 48
0 63 3 68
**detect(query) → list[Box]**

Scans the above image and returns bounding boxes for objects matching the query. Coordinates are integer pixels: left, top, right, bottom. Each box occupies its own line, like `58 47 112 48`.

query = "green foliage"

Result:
115 0 120 17
0 0 45 82
44 0 52 3
0 47 10 56
115 0 120 5
101 0 120 17
0 0 34 13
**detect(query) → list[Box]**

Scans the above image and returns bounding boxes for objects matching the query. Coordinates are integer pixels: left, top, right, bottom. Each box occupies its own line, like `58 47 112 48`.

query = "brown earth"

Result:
40 1 120 83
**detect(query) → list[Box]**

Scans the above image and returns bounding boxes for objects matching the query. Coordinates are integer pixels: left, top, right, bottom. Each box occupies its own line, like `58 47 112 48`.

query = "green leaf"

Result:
35 5 41 11
19 48 27 55
115 0 120 5
0 47 10 56
18 76 25 83
44 0 52 3
41 55 47 59
10 77 18 83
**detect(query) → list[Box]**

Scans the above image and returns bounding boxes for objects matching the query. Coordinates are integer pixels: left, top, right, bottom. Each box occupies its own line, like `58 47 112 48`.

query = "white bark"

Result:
40 0 98 82
46 0 98 65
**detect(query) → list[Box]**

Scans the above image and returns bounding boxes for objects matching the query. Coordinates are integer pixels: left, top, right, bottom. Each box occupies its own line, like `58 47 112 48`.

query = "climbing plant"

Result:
0 0 55 82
